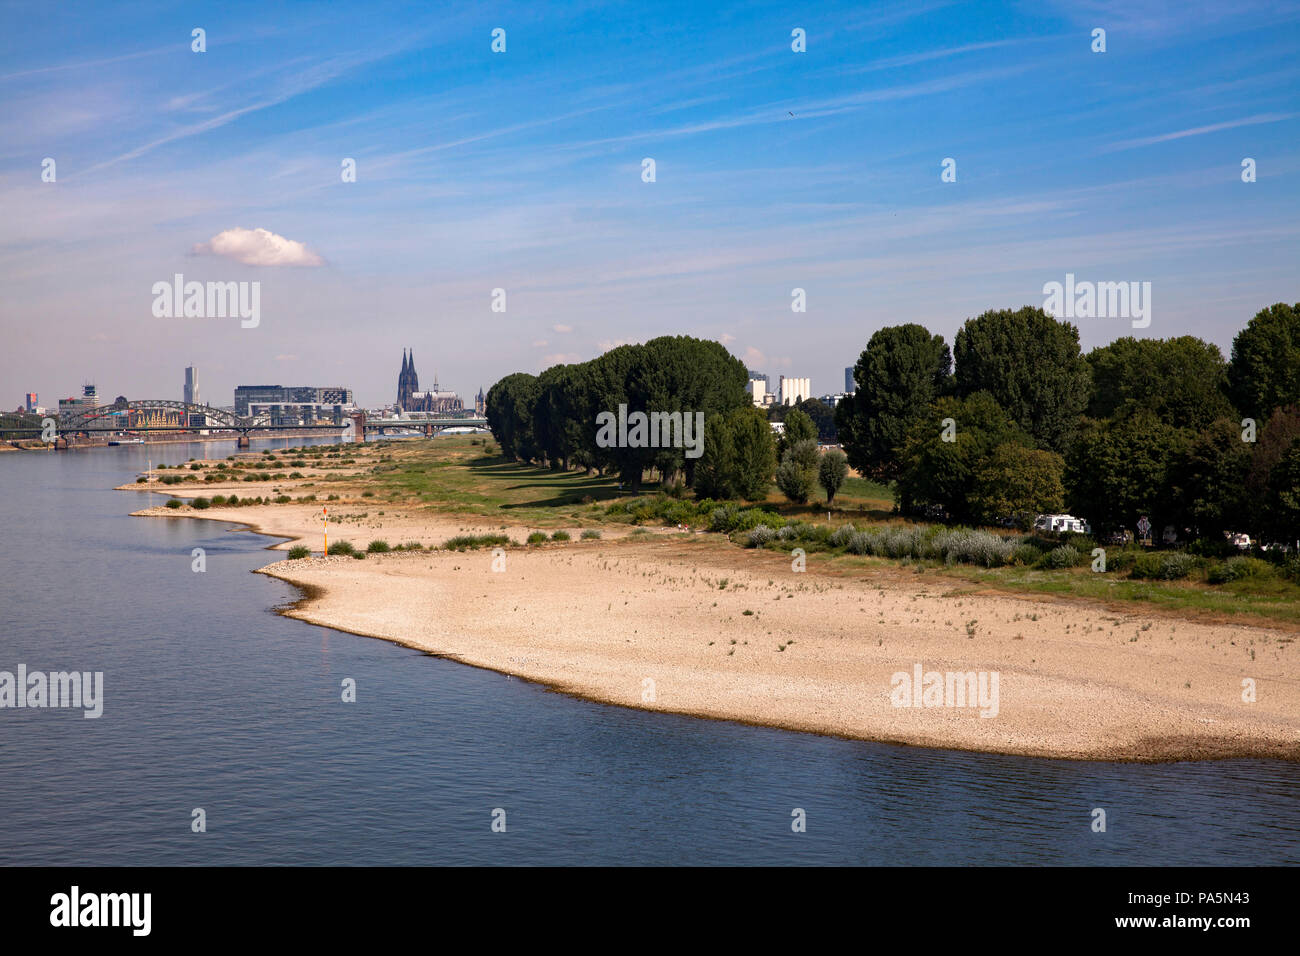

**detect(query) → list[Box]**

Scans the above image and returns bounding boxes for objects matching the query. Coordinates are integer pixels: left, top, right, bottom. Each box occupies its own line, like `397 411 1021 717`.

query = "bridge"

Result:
1 400 488 447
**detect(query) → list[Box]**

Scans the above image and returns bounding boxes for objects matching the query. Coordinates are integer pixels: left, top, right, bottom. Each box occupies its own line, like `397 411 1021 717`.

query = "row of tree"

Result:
834 303 1300 542
486 303 1300 545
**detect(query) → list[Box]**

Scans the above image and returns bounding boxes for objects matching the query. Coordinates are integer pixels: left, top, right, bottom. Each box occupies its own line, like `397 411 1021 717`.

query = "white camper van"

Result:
1034 513 1090 534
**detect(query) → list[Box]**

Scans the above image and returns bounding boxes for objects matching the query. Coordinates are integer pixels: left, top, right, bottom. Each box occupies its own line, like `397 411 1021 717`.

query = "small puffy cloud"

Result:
551 324 573 334
742 346 767 367
193 227 323 267
718 332 736 344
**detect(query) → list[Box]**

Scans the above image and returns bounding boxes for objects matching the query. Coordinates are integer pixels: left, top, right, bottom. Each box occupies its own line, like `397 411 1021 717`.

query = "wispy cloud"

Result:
1100 112 1298 152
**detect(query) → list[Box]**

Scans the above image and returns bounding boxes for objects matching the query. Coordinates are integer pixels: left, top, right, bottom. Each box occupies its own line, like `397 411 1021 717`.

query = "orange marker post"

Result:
322 505 328 557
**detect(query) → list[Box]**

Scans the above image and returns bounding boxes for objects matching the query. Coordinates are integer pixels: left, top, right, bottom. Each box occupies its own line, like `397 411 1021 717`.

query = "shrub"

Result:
352 551 367 559
165 499 182 509
225 494 240 506
1130 552 1198 580
287 545 311 559
275 495 291 504
192 497 211 510
1011 543 1042 566
746 525 776 548
1207 556 1273 584
526 531 548 545
362 491 375 498
330 540 357 557
551 530 571 542
581 529 601 539
290 472 304 479
189 463 201 471
404 541 424 550
136 477 146 483
1040 545 1080 570
367 540 390 553
210 495 227 506
829 524 857 547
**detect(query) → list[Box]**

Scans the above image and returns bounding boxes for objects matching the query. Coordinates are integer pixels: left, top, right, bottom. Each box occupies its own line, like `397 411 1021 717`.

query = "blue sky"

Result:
1 0 1298 408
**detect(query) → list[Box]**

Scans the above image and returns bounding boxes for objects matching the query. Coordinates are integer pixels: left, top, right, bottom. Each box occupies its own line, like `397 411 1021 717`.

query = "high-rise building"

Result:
747 379 768 407
234 385 354 423
184 366 200 406
844 367 854 393
747 370 768 390
24 392 37 412
779 376 811 406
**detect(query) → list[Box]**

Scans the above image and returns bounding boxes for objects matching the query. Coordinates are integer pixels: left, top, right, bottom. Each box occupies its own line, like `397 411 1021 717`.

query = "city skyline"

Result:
3 1 1297 411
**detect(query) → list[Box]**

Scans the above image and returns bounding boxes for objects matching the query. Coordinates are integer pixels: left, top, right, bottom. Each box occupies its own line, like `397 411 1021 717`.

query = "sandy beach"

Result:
127 482 1300 762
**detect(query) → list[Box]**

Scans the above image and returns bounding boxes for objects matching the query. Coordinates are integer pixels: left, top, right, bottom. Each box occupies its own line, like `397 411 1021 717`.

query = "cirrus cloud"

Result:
192 226 323 267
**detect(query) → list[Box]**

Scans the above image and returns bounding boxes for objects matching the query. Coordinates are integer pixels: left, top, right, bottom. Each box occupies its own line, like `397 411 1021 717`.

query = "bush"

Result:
362 491 375 498
746 525 776 548
442 533 507 550
551 530 571 542
275 495 291 504
1040 544 1080 570
136 477 146 483
287 545 311 559
330 540 357 557
226 494 240 506
581 529 601 539
367 540 390 553
1011 543 1042 566
165 499 182 509
526 531 548 545
829 524 857 547
189 463 202 471
1130 552 1198 580
1207 556 1274 584
404 541 424 550
210 495 227 506
192 497 211 510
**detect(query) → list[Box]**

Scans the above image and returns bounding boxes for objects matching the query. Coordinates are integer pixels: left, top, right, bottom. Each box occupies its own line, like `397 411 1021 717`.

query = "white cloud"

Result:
551 323 573 333
598 339 630 352
718 332 735 344
192 227 323 267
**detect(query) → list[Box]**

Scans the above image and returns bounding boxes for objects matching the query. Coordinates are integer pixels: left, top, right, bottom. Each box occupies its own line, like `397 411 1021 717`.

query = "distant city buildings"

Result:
234 384 355 424
475 387 486 417
58 384 99 420
24 392 38 412
184 366 200 406
396 349 464 414
778 376 811 406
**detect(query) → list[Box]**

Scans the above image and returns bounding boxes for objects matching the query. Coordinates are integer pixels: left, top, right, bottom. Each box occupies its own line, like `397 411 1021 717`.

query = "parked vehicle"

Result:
1034 513 1090 534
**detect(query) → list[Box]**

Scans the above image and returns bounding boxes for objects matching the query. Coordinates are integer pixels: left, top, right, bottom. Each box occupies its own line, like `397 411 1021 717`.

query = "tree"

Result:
836 324 952 480
776 438 819 504
968 443 1065 527
1166 417 1251 539
485 372 541 462
1065 410 1187 535
693 412 739 499
778 407 816 458
1267 439 1300 545
771 398 837 442
1227 303 1300 420
818 448 848 505
727 406 777 501
954 306 1090 453
1242 405 1300 541
1086 335 1234 430
895 392 1028 522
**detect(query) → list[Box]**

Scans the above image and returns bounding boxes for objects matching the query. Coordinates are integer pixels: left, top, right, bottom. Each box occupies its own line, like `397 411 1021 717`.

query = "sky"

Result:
1 0 1298 409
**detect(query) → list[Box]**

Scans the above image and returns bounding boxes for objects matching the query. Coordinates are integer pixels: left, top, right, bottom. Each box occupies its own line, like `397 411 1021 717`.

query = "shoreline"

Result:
125 483 1300 764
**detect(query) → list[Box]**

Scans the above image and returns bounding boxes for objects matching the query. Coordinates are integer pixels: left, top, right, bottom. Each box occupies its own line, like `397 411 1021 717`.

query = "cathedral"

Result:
396 349 464 414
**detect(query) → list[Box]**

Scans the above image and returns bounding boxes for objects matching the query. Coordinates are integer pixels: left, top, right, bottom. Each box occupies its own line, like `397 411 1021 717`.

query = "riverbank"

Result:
126 476 1300 761
119 437 1300 762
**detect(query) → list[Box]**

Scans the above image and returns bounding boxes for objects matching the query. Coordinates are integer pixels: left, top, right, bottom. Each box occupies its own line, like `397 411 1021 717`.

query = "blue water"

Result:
0 438 1297 865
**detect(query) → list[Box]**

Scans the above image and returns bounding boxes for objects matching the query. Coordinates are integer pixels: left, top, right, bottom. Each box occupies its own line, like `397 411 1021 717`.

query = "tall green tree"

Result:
818 448 849 505
1227 303 1300 421
776 438 819 504
968 443 1065 528
896 391 1029 522
1086 335 1234 430
836 324 952 480
954 306 1090 453
778 407 816 458
1065 410 1187 535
